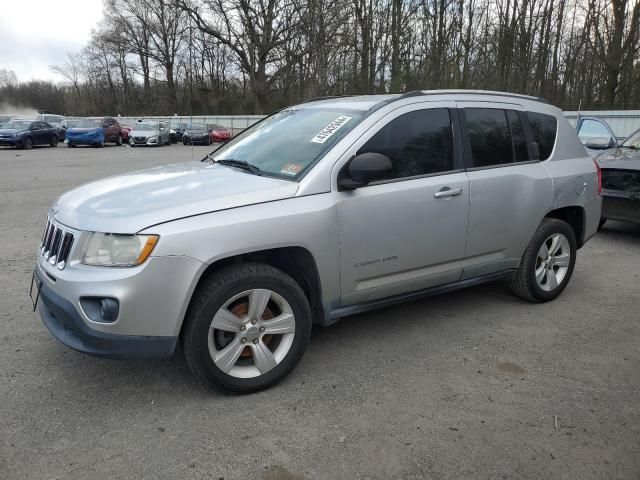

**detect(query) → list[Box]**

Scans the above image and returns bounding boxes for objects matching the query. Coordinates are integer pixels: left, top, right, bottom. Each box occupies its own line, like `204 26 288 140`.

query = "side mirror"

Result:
338 152 393 190
586 137 615 150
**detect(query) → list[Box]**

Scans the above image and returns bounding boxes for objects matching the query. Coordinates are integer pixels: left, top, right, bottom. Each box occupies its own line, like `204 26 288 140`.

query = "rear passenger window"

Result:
527 112 557 160
464 108 513 167
358 108 453 180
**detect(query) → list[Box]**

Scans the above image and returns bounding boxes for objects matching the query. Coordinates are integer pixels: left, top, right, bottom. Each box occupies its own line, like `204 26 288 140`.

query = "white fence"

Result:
563 110 640 139
70 110 640 139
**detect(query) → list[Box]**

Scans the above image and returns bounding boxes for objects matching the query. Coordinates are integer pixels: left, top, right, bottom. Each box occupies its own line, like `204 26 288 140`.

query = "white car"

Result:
128 120 170 146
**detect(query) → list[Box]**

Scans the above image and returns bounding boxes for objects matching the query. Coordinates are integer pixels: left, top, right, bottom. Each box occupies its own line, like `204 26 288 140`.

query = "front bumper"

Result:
37 269 178 359
66 135 103 145
34 248 205 359
0 137 18 146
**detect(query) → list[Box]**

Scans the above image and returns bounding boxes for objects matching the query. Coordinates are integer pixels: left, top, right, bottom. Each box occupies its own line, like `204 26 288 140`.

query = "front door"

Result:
335 103 470 305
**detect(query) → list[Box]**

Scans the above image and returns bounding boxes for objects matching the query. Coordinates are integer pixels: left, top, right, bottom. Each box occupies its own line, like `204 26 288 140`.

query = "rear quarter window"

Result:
526 112 557 160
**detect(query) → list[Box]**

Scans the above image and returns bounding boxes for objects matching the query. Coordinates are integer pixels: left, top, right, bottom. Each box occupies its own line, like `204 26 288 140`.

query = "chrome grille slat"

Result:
39 218 75 270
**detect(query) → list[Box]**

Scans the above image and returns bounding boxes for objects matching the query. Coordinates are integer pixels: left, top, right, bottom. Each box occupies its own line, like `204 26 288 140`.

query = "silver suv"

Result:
33 90 601 393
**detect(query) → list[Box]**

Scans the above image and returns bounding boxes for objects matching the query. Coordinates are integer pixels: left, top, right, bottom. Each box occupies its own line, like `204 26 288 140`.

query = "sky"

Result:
0 0 104 83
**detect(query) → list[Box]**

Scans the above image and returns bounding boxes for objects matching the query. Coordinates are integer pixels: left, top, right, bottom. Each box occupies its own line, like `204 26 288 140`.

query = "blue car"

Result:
0 119 58 149
65 117 123 148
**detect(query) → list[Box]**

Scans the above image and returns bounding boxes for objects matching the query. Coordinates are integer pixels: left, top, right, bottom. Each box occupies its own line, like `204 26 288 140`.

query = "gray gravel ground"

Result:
1 143 639 480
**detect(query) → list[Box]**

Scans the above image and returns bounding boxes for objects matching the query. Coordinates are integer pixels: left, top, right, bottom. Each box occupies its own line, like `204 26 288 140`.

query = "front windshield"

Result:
135 122 158 130
75 118 102 128
2 120 31 130
213 108 364 179
622 129 640 149
187 123 206 130
0 115 12 125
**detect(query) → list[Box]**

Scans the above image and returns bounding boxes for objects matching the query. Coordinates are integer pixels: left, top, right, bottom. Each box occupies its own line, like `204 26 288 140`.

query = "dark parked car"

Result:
182 123 211 145
65 117 123 147
595 127 640 226
576 116 618 156
0 119 58 149
37 114 67 142
169 121 187 143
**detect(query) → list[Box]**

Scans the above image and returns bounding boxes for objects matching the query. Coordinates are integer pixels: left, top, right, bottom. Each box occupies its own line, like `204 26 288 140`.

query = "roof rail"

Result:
403 89 549 104
301 95 353 104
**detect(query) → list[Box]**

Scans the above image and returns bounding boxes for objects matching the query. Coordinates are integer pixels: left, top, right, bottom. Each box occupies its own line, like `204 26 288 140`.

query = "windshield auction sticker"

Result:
280 163 302 176
311 116 352 144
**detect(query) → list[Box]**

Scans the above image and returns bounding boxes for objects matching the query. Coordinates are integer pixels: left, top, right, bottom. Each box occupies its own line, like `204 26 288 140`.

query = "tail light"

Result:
593 159 602 195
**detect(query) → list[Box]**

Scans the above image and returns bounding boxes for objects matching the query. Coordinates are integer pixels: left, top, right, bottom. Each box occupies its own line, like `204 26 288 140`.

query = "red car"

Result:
208 124 232 143
120 123 133 142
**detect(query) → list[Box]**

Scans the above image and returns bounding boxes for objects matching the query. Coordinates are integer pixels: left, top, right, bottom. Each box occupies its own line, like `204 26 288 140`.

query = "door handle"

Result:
434 187 463 198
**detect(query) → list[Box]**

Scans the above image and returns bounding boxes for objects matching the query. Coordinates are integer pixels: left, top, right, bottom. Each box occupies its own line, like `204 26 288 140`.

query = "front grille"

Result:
133 136 147 143
40 219 75 269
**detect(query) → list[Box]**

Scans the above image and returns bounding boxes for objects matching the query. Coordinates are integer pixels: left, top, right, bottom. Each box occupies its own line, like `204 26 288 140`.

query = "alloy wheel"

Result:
535 233 571 291
208 289 296 378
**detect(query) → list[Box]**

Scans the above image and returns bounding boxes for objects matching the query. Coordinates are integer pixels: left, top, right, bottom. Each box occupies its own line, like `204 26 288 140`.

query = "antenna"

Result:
188 13 194 162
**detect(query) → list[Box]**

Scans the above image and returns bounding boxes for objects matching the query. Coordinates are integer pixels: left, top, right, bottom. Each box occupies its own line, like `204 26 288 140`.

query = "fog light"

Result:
80 297 119 323
100 298 119 322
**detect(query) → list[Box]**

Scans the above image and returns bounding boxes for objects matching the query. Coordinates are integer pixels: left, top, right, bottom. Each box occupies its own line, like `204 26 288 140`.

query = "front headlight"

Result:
82 233 159 267
148 136 157 142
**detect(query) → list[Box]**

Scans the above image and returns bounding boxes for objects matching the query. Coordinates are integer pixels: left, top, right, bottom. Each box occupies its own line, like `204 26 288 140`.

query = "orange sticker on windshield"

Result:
280 163 302 176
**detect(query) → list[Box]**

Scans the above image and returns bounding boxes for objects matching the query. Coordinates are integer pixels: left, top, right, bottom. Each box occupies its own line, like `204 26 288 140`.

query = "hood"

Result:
53 161 299 233
595 147 640 171
68 127 102 134
0 128 23 135
130 129 157 137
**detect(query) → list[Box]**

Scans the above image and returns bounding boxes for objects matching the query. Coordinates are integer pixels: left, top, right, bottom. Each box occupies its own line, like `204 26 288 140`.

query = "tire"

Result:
181 263 312 393
95 139 105 148
23 137 33 150
49 136 57 147
115 135 122 146
598 218 607 231
67 142 75 148
510 218 577 302
207 136 212 146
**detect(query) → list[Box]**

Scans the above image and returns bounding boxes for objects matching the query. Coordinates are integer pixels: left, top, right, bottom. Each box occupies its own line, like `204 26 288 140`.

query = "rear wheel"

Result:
49 136 57 147
182 263 312 393
67 142 75 148
115 135 122 146
598 218 607 231
510 218 577 302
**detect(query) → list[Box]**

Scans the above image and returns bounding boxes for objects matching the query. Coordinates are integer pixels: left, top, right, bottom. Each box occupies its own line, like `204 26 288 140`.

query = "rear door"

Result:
335 102 470 305
457 103 553 278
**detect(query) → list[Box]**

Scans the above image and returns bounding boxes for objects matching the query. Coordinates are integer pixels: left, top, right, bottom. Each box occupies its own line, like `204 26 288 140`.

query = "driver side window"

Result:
357 108 454 181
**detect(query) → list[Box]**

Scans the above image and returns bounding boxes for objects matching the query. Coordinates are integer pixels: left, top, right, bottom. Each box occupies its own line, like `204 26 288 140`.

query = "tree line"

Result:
1 0 639 116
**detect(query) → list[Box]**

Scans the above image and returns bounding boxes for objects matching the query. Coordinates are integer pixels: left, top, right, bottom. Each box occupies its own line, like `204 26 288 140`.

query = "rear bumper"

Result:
602 194 640 223
36 269 178 359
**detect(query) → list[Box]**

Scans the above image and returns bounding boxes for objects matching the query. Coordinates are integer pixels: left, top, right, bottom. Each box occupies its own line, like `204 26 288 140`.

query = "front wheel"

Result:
181 263 312 393
115 135 122 146
23 137 33 150
510 218 577 302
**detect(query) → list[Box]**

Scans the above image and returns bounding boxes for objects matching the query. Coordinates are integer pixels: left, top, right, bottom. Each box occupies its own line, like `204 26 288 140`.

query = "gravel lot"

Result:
1 143 639 480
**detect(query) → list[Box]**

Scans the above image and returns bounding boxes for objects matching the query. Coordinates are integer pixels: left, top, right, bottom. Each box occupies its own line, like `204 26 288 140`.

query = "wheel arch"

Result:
184 246 325 332
545 205 586 248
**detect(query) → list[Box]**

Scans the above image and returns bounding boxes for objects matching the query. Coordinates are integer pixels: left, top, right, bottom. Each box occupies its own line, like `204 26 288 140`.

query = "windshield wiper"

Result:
619 145 639 151
212 158 262 175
